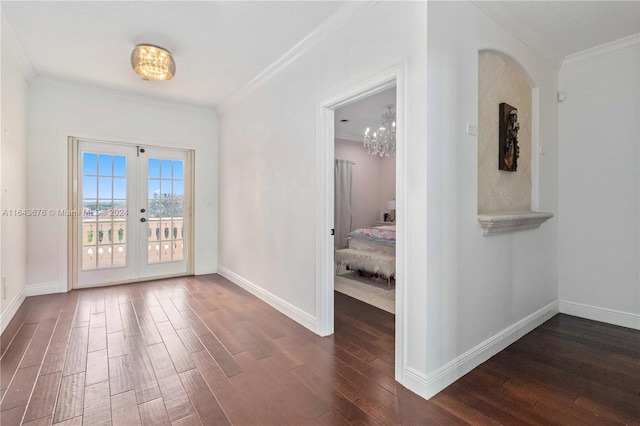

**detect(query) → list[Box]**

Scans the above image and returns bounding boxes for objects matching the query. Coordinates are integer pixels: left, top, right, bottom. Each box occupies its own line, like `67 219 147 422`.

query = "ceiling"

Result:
475 1 640 64
1 1 345 108
335 87 396 143
2 1 638 110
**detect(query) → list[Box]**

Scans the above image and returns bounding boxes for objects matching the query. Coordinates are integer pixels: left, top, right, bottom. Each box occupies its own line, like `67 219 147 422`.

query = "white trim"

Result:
530 88 540 210
0 289 25 333
217 266 317 333
406 300 559 400
24 282 68 297
562 33 640 70
559 300 640 330
316 63 407 383
217 1 377 114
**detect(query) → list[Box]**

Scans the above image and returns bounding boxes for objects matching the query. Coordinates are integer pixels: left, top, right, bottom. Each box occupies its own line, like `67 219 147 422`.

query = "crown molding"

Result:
472 1 564 70
32 76 216 116
1 12 36 81
217 1 378 114
561 33 640 70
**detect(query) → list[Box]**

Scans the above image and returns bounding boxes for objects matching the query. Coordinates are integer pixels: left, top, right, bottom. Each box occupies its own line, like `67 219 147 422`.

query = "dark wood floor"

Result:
1 274 638 425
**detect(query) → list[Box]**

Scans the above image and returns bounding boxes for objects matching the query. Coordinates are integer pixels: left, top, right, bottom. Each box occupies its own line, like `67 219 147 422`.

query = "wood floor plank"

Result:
190 350 260 426
82 381 110 425
157 297 189 330
89 312 106 329
52 372 85 424
22 415 52 426
0 405 28 426
104 289 123 334
175 328 204 354
232 351 320 426
53 416 82 426
1 299 33 356
155 322 195 373
19 319 57 369
178 369 230 426
119 301 142 338
106 330 128 359
171 413 202 426
39 310 75 376
129 290 163 345
108 355 134 396
0 365 40 411
1 323 38 391
22 372 62 423
87 326 106 353
61 327 88 377
126 336 161 404
111 389 141 426
197 333 243 378
138 397 171 426
146 343 196 422
257 353 330 418
85 349 108 386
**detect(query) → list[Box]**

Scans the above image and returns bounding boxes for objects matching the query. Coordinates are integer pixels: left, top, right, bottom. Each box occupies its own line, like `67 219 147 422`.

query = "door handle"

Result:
140 218 146 223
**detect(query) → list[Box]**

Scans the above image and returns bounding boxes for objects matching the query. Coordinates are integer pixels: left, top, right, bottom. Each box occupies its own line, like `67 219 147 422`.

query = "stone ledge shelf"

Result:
478 211 554 236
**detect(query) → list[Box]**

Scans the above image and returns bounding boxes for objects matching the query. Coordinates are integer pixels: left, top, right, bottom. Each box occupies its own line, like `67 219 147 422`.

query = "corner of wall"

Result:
411 300 559 399
217 266 317 333
0 287 24 333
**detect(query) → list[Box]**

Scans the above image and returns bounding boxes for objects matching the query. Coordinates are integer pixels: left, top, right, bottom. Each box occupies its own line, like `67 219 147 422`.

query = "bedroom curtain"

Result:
334 159 353 249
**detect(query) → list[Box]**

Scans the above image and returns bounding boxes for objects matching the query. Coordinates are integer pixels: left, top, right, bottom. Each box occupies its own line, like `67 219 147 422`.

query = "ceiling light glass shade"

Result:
364 105 396 157
131 44 175 81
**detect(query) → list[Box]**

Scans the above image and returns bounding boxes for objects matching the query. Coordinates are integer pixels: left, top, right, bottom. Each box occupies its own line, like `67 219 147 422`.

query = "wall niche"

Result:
477 50 552 235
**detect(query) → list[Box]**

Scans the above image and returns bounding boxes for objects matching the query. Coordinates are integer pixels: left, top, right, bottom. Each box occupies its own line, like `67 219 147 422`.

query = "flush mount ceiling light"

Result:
131 44 175 81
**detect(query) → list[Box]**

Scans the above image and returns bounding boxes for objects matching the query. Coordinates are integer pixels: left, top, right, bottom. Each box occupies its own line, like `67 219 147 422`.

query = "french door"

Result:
72 139 192 288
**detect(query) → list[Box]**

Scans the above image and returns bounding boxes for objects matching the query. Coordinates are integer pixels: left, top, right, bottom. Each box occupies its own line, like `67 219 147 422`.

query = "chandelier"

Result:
131 44 176 81
364 105 396 157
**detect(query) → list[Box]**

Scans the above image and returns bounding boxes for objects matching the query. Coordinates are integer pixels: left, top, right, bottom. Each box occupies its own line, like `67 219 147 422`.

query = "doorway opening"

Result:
333 87 397 314
316 65 406 381
69 138 194 289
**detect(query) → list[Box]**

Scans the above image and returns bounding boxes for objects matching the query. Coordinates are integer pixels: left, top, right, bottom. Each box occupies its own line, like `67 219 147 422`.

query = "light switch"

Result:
466 123 477 136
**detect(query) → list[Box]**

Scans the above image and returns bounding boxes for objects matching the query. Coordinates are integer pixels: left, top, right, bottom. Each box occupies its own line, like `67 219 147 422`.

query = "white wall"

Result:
425 0 559 389
218 0 428 385
334 138 395 230
27 78 218 293
558 42 640 328
0 14 31 331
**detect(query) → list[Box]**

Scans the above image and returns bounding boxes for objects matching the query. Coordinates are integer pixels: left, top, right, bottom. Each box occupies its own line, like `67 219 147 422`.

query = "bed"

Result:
334 225 396 287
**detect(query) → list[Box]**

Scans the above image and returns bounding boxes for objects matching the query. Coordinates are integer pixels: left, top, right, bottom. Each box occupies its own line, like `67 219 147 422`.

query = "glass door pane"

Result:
147 158 185 263
139 147 190 279
81 153 129 270
76 141 138 288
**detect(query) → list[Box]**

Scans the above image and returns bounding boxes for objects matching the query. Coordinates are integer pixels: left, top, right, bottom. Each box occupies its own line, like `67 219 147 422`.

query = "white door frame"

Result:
316 63 407 382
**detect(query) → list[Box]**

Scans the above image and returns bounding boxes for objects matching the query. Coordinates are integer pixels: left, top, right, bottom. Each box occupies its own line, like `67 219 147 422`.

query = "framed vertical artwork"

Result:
498 102 520 172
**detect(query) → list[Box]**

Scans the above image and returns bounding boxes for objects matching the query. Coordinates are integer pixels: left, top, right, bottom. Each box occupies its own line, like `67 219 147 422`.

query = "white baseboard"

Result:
559 300 640 330
24 282 68 297
404 300 559 400
216 266 317 333
1 289 25 333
